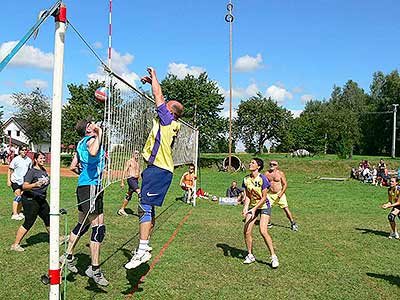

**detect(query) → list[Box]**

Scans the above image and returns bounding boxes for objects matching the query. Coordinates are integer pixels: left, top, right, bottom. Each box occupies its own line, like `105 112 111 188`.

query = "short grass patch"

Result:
0 155 399 299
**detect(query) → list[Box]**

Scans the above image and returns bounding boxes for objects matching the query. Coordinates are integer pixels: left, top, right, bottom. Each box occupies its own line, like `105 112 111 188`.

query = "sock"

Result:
137 239 149 254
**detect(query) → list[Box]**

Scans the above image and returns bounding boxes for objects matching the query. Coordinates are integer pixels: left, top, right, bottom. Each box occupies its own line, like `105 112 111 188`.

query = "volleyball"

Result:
95 87 108 103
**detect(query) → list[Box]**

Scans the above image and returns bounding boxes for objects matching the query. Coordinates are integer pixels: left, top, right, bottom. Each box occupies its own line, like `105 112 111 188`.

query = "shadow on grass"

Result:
124 208 138 216
121 248 150 295
216 243 271 266
216 243 247 260
355 228 388 237
24 232 49 247
366 272 400 287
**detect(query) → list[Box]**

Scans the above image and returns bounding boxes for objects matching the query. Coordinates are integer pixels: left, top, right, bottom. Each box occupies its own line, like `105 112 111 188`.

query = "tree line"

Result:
5 69 400 157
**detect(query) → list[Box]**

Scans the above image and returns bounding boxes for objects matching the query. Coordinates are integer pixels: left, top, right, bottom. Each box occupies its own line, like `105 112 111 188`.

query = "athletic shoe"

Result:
131 245 152 254
85 266 109 286
125 250 151 269
60 254 78 273
243 253 256 264
267 222 273 229
291 222 298 232
117 209 128 216
388 232 400 239
18 212 25 219
11 214 24 221
10 244 24 252
271 255 279 268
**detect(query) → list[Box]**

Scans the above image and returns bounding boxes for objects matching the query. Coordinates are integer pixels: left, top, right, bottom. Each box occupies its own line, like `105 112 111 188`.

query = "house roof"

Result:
3 117 28 135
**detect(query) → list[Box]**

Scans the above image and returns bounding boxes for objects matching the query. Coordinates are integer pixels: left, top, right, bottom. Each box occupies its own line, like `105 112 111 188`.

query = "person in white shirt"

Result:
7 147 32 220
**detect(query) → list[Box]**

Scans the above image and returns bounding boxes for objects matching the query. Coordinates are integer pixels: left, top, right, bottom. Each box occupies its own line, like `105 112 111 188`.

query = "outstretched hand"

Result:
141 76 152 85
382 202 391 209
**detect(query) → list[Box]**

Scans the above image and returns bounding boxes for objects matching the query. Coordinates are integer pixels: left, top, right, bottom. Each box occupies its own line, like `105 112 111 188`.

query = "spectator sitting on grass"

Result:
226 180 245 204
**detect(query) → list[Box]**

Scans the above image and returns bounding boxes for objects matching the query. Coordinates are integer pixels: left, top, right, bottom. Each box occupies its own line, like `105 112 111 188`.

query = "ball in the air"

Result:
95 87 108 103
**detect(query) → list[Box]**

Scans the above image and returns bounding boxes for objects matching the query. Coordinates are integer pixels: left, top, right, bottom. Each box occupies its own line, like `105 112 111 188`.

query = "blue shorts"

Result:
140 165 173 207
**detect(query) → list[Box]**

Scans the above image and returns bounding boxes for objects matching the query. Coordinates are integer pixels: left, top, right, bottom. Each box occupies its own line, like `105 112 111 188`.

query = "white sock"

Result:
137 239 149 254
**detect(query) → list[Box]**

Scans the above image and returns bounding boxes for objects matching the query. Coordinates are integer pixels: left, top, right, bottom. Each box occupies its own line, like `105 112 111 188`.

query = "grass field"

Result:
0 154 399 299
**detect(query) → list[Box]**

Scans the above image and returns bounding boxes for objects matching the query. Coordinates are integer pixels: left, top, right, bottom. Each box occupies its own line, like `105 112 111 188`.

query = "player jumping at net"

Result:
125 67 183 269
242 158 279 268
118 149 141 216
382 176 400 239
60 119 109 286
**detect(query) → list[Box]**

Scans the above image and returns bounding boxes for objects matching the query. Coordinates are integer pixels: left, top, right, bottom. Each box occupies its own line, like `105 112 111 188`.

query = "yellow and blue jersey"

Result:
142 103 181 173
388 185 400 199
242 173 271 209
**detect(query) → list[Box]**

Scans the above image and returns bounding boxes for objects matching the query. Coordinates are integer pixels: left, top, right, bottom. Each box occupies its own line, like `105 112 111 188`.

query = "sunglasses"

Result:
270 163 277 166
21 149 27 151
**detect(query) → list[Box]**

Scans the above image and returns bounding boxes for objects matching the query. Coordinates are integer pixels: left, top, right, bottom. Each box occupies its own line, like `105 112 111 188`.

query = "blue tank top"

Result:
77 136 105 186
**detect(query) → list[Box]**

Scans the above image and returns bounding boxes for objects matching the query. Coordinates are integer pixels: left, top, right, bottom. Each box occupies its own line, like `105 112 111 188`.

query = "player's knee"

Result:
138 204 153 223
14 196 22 203
72 222 90 237
91 225 106 243
22 218 35 231
388 213 396 222
125 192 132 201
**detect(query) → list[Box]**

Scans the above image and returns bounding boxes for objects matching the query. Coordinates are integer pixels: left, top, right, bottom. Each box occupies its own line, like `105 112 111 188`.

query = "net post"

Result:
192 129 199 207
49 3 66 300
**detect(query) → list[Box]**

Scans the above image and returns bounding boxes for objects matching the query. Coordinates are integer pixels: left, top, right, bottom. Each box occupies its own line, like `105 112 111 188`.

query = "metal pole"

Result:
392 104 398 158
225 1 234 171
49 4 66 300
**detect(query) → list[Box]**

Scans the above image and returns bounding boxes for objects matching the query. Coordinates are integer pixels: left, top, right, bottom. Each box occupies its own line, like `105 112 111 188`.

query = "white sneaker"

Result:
125 250 151 269
11 214 24 220
10 244 25 252
117 209 128 216
85 266 109 286
243 253 256 264
388 232 400 239
271 255 279 268
19 213 25 219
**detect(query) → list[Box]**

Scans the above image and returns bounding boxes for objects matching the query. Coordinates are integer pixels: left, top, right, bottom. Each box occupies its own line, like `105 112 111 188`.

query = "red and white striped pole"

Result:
108 0 112 69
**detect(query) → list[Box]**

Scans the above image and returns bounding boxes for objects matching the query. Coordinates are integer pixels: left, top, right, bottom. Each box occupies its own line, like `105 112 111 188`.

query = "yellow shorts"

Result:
267 192 288 209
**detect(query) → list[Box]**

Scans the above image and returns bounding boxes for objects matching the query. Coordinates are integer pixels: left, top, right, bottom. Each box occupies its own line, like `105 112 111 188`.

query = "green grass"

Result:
0 154 399 299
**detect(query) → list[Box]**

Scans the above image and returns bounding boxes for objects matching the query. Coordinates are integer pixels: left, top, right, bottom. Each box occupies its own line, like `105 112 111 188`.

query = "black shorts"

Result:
22 195 50 229
127 177 139 192
11 182 23 192
77 185 104 215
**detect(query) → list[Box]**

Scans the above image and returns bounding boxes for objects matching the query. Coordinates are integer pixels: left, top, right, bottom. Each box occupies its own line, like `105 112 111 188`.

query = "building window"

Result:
16 131 20 137
7 130 11 136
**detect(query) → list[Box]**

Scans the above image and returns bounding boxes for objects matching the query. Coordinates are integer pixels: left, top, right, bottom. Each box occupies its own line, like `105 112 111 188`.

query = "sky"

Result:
1 0 400 121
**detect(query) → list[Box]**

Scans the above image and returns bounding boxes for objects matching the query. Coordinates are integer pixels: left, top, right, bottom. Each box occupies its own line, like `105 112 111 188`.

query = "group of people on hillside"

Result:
351 159 390 186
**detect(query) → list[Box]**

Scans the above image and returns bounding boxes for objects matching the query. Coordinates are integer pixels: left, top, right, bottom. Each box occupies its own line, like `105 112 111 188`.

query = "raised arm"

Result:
87 125 102 156
141 67 165 107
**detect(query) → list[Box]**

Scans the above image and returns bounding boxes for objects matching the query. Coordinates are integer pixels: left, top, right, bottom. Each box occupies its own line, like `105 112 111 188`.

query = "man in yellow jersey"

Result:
382 177 400 239
242 158 279 268
125 67 183 269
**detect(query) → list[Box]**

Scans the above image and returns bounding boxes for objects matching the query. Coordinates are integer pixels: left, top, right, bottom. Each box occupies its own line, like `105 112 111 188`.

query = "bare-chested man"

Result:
118 150 141 216
265 160 298 231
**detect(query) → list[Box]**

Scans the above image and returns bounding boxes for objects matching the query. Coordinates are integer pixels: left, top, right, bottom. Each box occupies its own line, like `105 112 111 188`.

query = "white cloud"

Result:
24 79 48 90
110 49 134 75
0 94 16 119
292 86 304 94
300 94 314 104
265 85 293 103
167 62 205 79
0 41 53 70
87 48 140 92
93 41 103 49
234 53 263 73
290 109 303 118
220 83 260 100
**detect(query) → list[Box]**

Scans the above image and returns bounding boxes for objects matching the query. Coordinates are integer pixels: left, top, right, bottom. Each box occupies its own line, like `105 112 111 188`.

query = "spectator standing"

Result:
7 147 32 220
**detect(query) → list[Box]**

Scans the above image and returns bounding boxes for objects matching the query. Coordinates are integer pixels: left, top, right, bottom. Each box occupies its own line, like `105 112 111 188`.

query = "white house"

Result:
2 117 51 152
